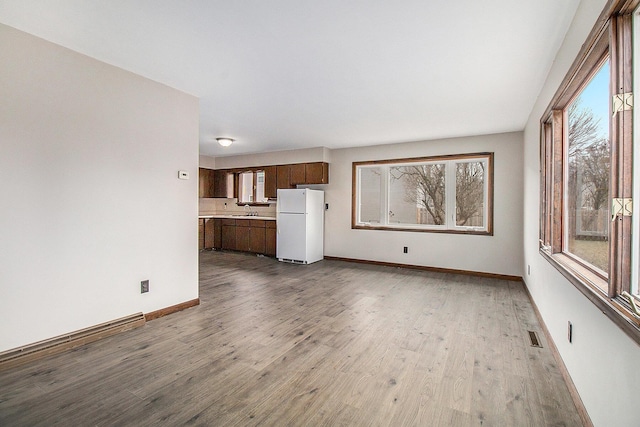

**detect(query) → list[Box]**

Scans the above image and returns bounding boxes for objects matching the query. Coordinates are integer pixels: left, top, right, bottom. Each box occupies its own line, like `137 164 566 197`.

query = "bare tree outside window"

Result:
580 138 610 211
565 61 610 275
567 100 610 213
390 161 485 227
392 164 446 225
567 99 602 156
455 161 485 226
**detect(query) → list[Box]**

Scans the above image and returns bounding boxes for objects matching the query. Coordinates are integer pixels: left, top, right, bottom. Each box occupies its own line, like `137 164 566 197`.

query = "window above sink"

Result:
238 170 269 205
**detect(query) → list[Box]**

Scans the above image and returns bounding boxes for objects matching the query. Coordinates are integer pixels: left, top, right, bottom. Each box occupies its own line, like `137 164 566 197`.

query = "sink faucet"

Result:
244 204 256 216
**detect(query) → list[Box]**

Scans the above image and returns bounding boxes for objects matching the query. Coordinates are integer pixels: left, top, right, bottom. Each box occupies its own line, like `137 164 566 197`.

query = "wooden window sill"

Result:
539 248 640 345
353 224 492 236
236 203 271 207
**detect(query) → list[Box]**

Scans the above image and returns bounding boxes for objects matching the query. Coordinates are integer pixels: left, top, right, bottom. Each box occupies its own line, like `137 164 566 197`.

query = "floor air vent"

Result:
528 330 542 348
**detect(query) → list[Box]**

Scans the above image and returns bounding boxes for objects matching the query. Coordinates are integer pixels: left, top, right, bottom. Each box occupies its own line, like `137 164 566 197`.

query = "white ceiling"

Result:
0 0 580 157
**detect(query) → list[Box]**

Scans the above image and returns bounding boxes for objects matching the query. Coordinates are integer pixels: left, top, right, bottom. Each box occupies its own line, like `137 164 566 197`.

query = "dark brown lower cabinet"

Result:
216 218 276 256
249 220 266 254
213 219 222 249
203 218 218 249
198 219 205 250
236 221 251 252
265 221 276 256
221 219 236 250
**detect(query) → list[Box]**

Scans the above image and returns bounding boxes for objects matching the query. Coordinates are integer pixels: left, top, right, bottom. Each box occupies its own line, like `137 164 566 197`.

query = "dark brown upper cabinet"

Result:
199 168 215 198
213 170 235 198
203 162 329 199
276 165 292 189
289 163 306 185
304 162 329 184
264 165 277 199
277 162 329 189
199 168 234 198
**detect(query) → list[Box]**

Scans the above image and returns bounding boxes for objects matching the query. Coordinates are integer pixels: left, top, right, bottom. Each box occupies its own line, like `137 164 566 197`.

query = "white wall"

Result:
324 132 524 277
0 24 199 352
199 155 216 169
209 146 331 169
522 0 640 426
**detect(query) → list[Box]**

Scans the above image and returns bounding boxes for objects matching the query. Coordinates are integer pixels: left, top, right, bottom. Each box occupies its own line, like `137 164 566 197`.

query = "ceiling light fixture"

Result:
216 137 234 147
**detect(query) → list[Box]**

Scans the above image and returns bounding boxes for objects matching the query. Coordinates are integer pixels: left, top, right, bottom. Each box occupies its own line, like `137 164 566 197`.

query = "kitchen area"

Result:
198 161 328 263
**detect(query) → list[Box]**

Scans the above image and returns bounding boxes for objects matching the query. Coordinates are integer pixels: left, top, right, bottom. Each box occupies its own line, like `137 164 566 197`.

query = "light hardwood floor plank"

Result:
0 251 584 426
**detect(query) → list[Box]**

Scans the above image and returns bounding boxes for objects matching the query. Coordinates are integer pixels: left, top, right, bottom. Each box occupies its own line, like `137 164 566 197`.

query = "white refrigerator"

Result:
276 189 324 264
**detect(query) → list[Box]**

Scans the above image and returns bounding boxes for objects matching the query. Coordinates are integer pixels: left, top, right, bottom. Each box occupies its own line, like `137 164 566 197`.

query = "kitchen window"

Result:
238 170 268 204
353 153 493 235
539 2 640 342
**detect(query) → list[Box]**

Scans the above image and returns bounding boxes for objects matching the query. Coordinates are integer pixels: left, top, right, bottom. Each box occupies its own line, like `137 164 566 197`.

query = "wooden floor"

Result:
0 251 583 426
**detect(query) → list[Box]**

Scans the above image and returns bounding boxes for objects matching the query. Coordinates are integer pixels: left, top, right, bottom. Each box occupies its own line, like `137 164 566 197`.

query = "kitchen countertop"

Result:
199 214 276 221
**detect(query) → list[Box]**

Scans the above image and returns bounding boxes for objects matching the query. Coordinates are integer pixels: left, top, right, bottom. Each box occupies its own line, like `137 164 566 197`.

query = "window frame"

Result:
236 170 269 206
539 0 640 343
352 152 494 235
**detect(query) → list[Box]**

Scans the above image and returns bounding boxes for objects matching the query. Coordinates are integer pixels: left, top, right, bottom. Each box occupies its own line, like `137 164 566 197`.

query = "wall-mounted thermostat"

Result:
178 170 189 180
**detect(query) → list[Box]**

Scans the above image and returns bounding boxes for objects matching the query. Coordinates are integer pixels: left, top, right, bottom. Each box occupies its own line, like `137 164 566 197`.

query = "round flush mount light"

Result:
216 137 234 147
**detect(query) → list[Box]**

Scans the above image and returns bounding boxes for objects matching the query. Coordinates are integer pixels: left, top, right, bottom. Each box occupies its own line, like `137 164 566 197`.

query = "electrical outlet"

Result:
568 321 573 343
403 246 408 254
141 280 149 293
